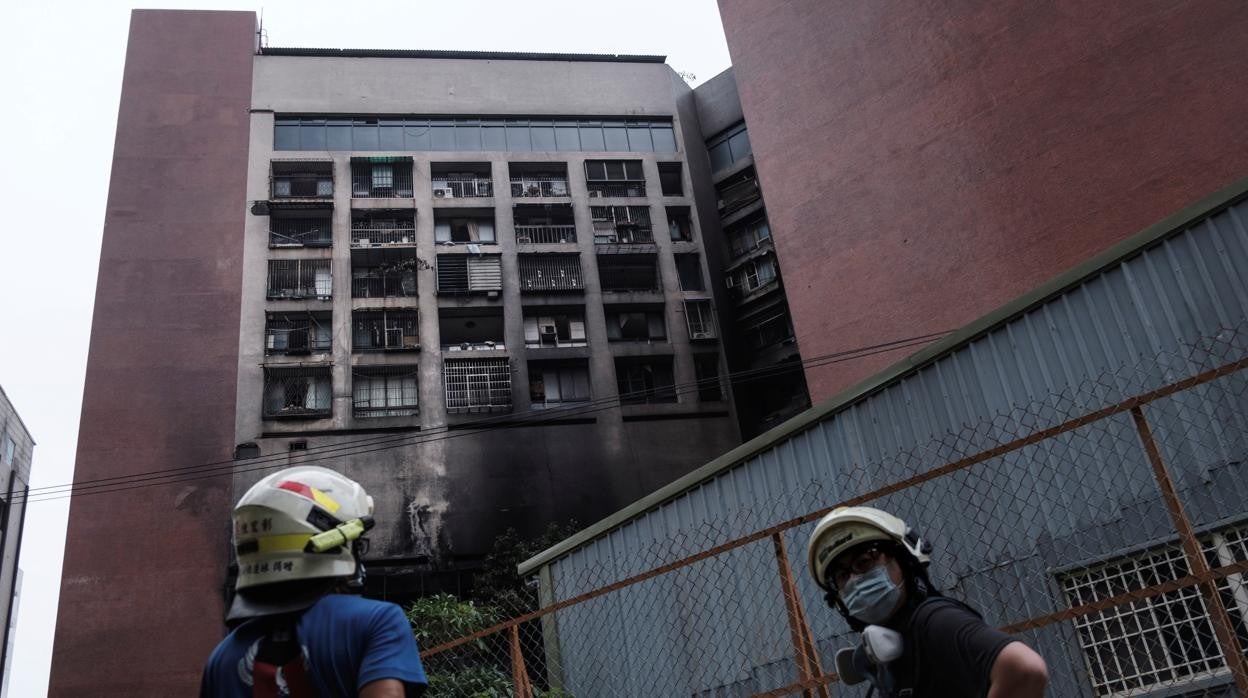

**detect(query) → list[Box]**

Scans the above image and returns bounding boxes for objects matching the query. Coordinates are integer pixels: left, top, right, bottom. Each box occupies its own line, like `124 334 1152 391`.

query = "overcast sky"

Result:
0 1 729 694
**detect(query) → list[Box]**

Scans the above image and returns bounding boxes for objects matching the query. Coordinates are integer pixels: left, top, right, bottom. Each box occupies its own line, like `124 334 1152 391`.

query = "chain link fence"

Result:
416 322 1248 697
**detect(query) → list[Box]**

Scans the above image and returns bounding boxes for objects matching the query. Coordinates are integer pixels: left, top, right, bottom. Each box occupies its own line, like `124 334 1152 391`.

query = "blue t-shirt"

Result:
201 594 428 697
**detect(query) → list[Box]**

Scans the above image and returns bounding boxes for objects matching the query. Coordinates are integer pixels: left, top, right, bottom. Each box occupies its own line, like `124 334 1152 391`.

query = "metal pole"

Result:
509 623 534 698
772 533 832 698
1131 406 1248 696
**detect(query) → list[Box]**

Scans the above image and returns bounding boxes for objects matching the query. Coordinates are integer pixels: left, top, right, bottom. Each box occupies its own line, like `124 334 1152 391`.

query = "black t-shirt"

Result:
889 598 1016 697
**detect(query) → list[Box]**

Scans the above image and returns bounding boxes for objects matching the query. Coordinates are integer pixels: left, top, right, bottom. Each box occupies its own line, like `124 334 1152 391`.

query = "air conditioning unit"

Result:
516 235 533 244
432 187 455 199
691 330 712 340
539 326 558 339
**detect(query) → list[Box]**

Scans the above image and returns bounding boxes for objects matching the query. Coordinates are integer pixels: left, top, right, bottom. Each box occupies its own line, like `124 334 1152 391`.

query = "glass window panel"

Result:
555 125 580 151
531 122 556 151
603 122 629 151
605 162 626 180
379 120 405 150
456 123 482 151
728 128 752 160
434 222 451 242
651 125 677 152
579 124 605 151
627 125 653 152
327 120 352 150
482 121 506 149
585 161 606 180
624 161 644 180
506 121 531 151
275 124 300 149
353 120 380 150
404 120 431 150
709 141 732 172
300 121 327 150
430 121 455 151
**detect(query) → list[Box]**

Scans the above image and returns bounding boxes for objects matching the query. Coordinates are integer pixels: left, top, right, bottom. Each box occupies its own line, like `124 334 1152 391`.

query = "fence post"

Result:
1131 406 1248 695
509 624 534 698
537 564 565 692
771 532 832 698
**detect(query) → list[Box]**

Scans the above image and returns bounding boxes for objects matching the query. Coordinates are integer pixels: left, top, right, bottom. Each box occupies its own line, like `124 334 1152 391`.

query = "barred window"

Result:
1059 524 1248 696
265 312 332 355
615 357 676 404
436 255 502 294
591 206 652 244
267 259 332 300
684 300 717 340
518 254 584 293
262 367 332 419
352 367 419 418
444 358 512 413
352 311 419 352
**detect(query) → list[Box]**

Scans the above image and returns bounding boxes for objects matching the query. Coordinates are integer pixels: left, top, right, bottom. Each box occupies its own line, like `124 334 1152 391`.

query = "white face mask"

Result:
841 565 903 624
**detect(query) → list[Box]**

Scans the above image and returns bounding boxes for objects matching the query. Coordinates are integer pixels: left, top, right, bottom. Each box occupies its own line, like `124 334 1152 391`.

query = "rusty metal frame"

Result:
509 624 534 698
422 356 1248 698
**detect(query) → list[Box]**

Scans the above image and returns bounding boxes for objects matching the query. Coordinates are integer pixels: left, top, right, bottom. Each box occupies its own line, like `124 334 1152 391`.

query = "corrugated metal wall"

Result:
537 194 1248 696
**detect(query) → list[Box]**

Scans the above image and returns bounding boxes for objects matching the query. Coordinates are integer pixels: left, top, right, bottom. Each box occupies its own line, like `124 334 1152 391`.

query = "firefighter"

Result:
201 466 427 697
807 506 1047 697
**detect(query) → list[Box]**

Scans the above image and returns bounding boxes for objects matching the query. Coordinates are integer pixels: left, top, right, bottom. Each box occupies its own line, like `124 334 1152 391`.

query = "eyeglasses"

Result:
830 543 888 588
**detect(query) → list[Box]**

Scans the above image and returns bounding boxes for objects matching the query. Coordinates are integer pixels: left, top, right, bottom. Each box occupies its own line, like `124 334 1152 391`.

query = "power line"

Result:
20 331 948 505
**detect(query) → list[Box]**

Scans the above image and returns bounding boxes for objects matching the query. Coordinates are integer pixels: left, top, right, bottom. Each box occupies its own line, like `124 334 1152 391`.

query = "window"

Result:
615 357 676 404
352 311 420 352
351 210 417 247
729 257 777 293
352 253 419 298
440 308 504 351
352 367 419 418
435 217 496 244
444 358 512 412
269 209 333 247
267 260 332 300
265 312 332 355
529 361 591 406
585 160 646 197
667 206 693 241
510 164 571 199
1059 524 1248 696
1 437 13 465
591 206 653 244
351 158 413 198
694 354 723 402
676 254 704 291
605 307 666 342
263 367 332 419
513 204 576 244
742 311 795 351
271 161 333 199
431 164 492 198
597 254 659 292
706 122 752 173
275 116 675 153
658 162 684 196
684 300 717 340
523 310 587 348
518 254 584 293
716 167 762 215
436 255 502 294
729 216 772 258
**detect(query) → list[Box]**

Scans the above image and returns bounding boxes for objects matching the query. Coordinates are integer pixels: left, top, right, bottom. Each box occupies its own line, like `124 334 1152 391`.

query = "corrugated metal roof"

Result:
260 47 667 64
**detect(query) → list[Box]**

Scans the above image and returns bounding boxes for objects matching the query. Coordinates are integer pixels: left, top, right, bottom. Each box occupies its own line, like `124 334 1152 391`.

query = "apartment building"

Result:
53 11 740 695
0 388 31 695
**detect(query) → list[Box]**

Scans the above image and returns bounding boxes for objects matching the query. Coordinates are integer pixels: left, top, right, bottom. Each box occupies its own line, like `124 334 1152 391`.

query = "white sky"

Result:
0 1 729 694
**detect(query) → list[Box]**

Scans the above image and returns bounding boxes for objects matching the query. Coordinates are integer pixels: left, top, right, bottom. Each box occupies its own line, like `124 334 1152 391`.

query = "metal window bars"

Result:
351 264 418 299
269 212 333 247
597 254 659 292
264 313 332 355
432 176 494 199
351 366 419 418
444 357 512 413
351 211 417 247
436 255 502 294
518 255 585 293
717 169 762 215
261 366 331 419
352 311 420 352
591 207 653 244
585 160 646 198
511 175 571 198
351 160 414 198
514 225 577 244
266 259 332 300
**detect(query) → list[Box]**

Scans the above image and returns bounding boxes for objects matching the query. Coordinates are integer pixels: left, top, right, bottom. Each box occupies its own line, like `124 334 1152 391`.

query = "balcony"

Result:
432 176 493 199
717 168 762 216
615 357 677 405
269 208 333 247
351 210 417 248
351 157 414 198
444 357 512 413
585 160 646 198
523 310 588 349
605 305 666 343
267 259 331 300
518 254 584 293
510 174 570 198
263 366 332 419
351 250 419 299
270 161 333 200
529 360 591 407
440 308 505 352
435 212 496 245
352 366 419 419
592 206 653 245
265 312 332 355
597 254 659 292
352 310 420 352
515 203 576 244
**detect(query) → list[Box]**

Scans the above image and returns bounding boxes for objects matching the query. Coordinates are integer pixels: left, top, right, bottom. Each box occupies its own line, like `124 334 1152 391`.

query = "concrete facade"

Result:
716 0 1248 403
0 388 32 696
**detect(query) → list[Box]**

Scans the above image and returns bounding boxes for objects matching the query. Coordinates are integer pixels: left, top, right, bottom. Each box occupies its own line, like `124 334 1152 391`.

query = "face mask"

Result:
840 565 902 624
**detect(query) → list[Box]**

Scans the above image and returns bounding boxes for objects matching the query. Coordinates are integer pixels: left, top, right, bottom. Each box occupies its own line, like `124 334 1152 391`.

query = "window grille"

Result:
510 174 570 198
597 254 659 292
591 206 653 243
266 259 332 300
1059 524 1248 696
684 300 717 340
351 211 417 247
615 357 676 404
728 216 772 258
352 366 419 418
523 312 587 348
264 312 332 355
262 367 332 419
734 257 777 293
350 159 413 198
585 160 646 198
432 175 493 198
518 254 584 293
269 212 333 247
351 260 418 298
352 311 420 352
529 361 591 406
444 358 512 412
436 255 502 294
717 168 762 215
514 204 576 244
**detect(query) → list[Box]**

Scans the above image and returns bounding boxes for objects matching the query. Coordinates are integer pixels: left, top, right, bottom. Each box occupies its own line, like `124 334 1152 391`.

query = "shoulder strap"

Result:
253 615 318 698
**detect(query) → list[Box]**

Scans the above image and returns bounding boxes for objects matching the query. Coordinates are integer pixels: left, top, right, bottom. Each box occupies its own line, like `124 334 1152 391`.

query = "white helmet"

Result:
232 466 374 592
806 506 930 590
